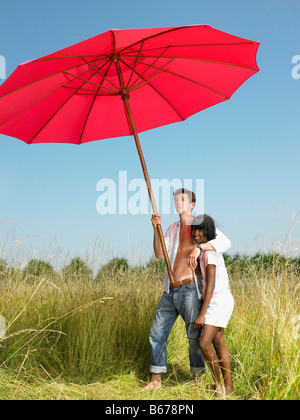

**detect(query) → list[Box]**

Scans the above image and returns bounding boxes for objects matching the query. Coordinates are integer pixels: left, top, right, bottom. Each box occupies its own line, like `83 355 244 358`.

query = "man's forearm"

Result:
195 242 215 251
153 228 164 259
209 229 231 254
194 229 231 253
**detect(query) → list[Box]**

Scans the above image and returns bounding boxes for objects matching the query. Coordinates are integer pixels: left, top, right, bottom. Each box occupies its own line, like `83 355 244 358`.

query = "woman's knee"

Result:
213 329 225 351
199 337 212 354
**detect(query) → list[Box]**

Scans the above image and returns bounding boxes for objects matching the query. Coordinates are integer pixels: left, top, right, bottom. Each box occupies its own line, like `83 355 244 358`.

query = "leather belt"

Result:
170 277 195 289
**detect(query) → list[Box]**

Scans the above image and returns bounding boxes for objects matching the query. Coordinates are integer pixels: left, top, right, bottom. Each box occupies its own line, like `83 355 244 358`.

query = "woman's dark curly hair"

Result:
191 214 217 241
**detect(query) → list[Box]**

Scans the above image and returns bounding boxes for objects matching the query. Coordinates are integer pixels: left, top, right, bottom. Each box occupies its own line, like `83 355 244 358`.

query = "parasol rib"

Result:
124 56 229 98
80 57 120 91
78 60 114 144
120 58 185 120
118 26 199 53
62 70 112 90
28 68 103 143
126 46 172 91
0 60 111 129
123 53 258 71
121 41 257 56
125 40 145 91
0 56 113 100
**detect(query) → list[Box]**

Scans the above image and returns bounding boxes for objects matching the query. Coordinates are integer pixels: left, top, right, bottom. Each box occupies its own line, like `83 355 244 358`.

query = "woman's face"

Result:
192 228 207 244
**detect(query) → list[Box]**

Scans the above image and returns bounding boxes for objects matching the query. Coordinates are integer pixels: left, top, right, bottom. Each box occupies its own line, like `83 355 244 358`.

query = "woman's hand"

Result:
194 313 205 329
187 246 201 269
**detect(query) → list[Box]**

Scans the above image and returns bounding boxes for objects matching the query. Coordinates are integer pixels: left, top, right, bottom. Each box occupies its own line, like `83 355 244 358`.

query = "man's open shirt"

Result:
163 221 231 298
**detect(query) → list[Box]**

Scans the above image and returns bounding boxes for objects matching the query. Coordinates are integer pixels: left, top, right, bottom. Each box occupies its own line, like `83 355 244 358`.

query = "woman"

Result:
191 214 234 397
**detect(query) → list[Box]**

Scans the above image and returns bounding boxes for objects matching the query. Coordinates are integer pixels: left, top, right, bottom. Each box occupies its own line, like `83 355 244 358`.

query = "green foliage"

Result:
144 258 166 274
223 252 299 277
0 259 7 280
23 259 55 282
100 257 129 272
94 257 129 283
0 259 7 272
62 257 93 281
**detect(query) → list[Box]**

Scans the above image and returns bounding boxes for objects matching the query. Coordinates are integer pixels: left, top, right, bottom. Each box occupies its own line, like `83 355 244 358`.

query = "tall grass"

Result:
0 250 299 400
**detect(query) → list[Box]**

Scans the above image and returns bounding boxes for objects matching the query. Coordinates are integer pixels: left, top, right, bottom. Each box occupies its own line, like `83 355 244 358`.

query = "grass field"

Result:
0 251 299 400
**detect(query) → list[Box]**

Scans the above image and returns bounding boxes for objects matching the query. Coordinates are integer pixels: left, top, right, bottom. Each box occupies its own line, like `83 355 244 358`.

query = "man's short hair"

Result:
173 188 196 204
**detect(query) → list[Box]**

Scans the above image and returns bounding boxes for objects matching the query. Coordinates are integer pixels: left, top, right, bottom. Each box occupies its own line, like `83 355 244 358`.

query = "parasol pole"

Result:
114 55 175 284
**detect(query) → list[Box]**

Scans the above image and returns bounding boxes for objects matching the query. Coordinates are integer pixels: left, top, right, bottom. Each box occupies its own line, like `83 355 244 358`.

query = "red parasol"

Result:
0 25 260 282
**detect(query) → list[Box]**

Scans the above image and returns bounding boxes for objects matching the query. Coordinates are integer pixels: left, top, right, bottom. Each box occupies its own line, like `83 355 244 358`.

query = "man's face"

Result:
174 193 194 215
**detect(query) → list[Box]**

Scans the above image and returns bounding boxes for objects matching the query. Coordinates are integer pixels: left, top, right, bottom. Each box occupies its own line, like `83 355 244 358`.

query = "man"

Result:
141 188 231 391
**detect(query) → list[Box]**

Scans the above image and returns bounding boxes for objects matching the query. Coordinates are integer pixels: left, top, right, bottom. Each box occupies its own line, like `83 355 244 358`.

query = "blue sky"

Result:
0 0 299 270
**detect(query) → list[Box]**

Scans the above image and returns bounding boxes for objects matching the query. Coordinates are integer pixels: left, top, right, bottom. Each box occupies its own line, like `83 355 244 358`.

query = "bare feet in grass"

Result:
140 381 161 392
140 373 162 392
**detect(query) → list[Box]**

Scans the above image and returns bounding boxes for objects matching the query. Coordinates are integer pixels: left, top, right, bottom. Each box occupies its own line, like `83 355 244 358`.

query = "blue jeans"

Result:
149 282 206 376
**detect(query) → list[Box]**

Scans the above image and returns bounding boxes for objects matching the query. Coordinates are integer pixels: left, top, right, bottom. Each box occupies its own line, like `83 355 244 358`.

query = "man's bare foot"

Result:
140 381 161 392
140 374 162 392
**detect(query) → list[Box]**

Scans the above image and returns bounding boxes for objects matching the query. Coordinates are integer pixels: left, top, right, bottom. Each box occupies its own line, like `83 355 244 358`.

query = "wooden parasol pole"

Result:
114 55 175 284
